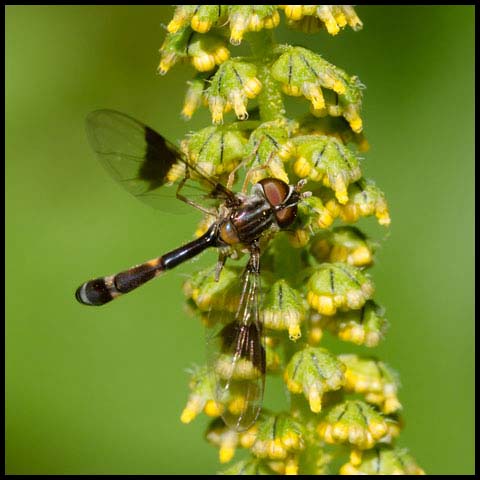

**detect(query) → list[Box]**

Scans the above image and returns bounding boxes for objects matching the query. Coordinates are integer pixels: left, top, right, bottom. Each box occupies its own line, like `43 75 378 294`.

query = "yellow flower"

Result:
310 227 375 268
262 280 306 340
340 445 425 475
284 347 345 413
307 263 375 316
318 300 388 347
228 6 280 45
318 400 388 449
206 418 240 463
251 413 305 460
180 366 221 424
323 179 391 226
205 60 262 124
280 5 363 35
181 125 248 177
292 135 362 204
340 354 402 414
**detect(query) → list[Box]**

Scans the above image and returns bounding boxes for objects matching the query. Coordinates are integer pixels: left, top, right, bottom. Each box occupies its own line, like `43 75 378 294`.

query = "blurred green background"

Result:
6 6 474 475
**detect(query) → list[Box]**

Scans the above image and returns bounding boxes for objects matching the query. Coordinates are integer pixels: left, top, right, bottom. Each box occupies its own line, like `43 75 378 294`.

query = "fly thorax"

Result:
227 189 276 245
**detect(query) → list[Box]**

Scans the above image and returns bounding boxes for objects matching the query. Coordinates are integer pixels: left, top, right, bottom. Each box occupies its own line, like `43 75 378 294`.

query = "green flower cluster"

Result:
159 5 424 475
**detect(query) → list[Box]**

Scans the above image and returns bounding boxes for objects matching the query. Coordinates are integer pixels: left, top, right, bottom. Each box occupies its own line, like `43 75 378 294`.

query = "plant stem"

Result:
247 30 286 122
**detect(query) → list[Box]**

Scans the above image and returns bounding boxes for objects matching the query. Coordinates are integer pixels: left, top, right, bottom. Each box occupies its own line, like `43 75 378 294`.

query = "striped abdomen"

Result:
76 225 218 306
75 258 165 306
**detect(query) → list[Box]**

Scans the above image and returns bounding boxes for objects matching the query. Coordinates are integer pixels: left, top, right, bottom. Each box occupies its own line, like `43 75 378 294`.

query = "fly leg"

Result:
176 167 218 216
215 250 228 282
247 241 261 276
241 151 277 193
226 140 262 190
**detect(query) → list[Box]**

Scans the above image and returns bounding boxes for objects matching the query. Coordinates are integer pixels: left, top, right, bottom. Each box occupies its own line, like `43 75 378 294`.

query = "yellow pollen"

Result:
192 53 216 72
219 445 235 464
351 246 372 266
377 210 391 226
278 141 294 161
311 105 328 118
317 295 336 316
181 103 196 120
243 77 262 98
303 6 316 16
293 157 311 178
285 377 302 394
204 399 222 417
332 421 349 441
284 5 303 21
384 397 402 414
305 85 325 110
308 388 322 413
281 431 299 449
249 14 263 31
350 448 362 466
167 18 184 33
339 463 358 475
318 210 334 228
264 11 280 29
288 324 302 341
230 90 248 120
324 19 340 36
213 45 230 65
284 457 299 475
180 404 199 424
191 16 212 33
158 56 175 75
335 188 349 205
334 12 347 28
308 326 323 345
240 427 257 448
368 420 388 438
333 79 346 94
230 27 245 46
282 84 302 96
349 116 363 133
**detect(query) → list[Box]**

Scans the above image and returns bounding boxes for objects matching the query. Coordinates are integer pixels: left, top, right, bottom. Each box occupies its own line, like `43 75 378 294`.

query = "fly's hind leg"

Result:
176 167 217 216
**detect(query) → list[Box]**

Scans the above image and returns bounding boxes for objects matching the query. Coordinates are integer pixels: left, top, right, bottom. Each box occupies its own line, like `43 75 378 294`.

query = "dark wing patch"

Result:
85 109 235 212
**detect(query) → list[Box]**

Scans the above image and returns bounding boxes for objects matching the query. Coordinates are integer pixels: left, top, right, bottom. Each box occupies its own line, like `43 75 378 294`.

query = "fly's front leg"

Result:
215 250 228 282
226 160 245 191
226 140 263 191
242 151 277 193
176 168 216 216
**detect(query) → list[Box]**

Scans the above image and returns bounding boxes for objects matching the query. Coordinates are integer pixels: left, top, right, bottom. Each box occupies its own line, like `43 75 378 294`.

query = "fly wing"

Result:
85 109 235 212
207 257 265 431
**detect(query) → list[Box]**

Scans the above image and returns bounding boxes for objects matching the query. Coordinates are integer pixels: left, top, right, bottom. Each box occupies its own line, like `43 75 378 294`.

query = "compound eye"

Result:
258 178 289 207
275 204 297 228
258 178 297 228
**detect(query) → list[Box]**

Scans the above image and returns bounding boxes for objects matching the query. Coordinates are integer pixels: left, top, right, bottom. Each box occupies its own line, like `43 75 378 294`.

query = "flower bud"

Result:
284 347 345 413
318 400 388 449
205 60 262 124
340 445 425 475
292 135 362 204
307 263 374 316
262 280 306 340
339 354 402 414
251 413 305 460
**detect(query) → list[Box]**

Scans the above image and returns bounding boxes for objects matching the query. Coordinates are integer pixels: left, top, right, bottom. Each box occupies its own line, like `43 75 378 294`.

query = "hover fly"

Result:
75 110 309 430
